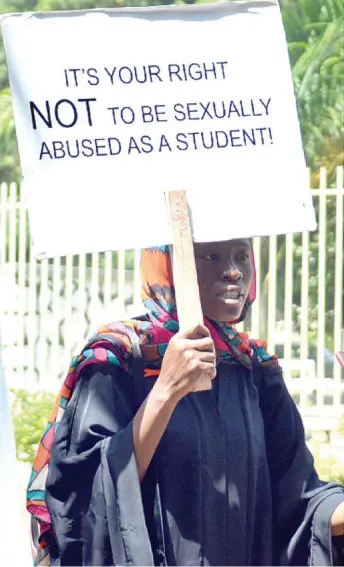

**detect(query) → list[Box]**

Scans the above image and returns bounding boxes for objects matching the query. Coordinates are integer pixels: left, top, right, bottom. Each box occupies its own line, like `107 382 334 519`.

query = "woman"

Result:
27 240 344 566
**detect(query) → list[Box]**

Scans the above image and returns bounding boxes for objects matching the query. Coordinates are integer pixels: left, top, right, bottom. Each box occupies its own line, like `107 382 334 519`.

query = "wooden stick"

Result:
165 190 212 391
165 190 203 330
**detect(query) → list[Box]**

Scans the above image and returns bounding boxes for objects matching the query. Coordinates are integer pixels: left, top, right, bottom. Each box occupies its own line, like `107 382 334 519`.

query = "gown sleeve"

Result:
257 363 344 566
45 357 155 566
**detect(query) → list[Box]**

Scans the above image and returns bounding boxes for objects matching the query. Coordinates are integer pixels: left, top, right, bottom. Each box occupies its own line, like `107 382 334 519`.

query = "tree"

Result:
0 87 20 182
283 0 343 182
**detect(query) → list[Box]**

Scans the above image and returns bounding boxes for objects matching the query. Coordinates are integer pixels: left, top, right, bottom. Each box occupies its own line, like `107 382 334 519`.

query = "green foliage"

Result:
314 456 344 485
313 445 344 485
283 0 344 177
10 387 55 463
0 87 20 182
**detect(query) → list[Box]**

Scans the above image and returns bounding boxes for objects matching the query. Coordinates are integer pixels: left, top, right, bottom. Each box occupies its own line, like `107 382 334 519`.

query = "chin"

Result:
211 307 243 324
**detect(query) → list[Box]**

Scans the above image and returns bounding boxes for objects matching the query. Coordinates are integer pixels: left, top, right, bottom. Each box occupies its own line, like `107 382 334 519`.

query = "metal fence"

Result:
0 167 343 431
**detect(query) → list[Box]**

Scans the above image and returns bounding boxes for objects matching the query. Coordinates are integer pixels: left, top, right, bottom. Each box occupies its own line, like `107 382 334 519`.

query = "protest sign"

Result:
1 2 316 258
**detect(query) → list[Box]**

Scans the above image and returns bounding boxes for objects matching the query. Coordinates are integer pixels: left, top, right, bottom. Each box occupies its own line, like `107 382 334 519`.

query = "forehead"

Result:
194 239 251 254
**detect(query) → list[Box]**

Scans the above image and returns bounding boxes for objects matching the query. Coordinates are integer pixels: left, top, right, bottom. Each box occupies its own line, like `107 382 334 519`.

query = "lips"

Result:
220 290 242 300
217 286 244 300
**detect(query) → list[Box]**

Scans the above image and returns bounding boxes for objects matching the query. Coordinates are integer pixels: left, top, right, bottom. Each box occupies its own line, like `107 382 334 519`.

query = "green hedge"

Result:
11 388 55 462
312 414 344 484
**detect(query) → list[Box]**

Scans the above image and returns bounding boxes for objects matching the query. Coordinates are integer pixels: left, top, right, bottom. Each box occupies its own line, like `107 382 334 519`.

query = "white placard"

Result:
2 2 316 257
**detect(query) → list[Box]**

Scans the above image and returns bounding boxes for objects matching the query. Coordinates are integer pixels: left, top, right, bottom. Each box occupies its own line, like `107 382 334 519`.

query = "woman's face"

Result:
194 239 253 323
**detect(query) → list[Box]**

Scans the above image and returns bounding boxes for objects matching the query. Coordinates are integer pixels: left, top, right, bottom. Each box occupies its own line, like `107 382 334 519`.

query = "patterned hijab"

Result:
27 246 277 564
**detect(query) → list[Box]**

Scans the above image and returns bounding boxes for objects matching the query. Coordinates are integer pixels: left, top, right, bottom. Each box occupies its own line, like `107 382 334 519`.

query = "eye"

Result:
237 252 250 262
204 253 218 262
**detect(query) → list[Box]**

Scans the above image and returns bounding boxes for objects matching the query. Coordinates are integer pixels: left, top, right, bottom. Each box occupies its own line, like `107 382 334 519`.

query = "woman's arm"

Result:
132 384 176 482
133 323 216 481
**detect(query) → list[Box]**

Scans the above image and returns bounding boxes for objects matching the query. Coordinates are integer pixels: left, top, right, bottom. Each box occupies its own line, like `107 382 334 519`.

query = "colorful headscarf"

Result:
27 246 277 564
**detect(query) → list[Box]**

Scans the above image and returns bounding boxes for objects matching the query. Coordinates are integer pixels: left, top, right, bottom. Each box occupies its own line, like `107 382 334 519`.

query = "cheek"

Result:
244 265 254 290
199 276 213 293
196 266 216 295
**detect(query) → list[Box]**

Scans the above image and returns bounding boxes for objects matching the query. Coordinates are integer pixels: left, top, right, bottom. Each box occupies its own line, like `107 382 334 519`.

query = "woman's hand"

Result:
156 323 216 403
331 500 344 536
133 323 216 482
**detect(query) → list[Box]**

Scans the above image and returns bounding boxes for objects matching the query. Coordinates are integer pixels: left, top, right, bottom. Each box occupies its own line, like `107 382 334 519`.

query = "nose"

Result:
222 266 243 281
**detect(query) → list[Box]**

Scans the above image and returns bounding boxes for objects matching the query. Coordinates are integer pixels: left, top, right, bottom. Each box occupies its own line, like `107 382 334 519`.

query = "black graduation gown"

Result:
45 357 344 566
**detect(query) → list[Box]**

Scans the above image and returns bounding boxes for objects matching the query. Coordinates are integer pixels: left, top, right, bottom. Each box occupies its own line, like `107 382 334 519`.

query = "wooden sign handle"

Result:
165 190 212 391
